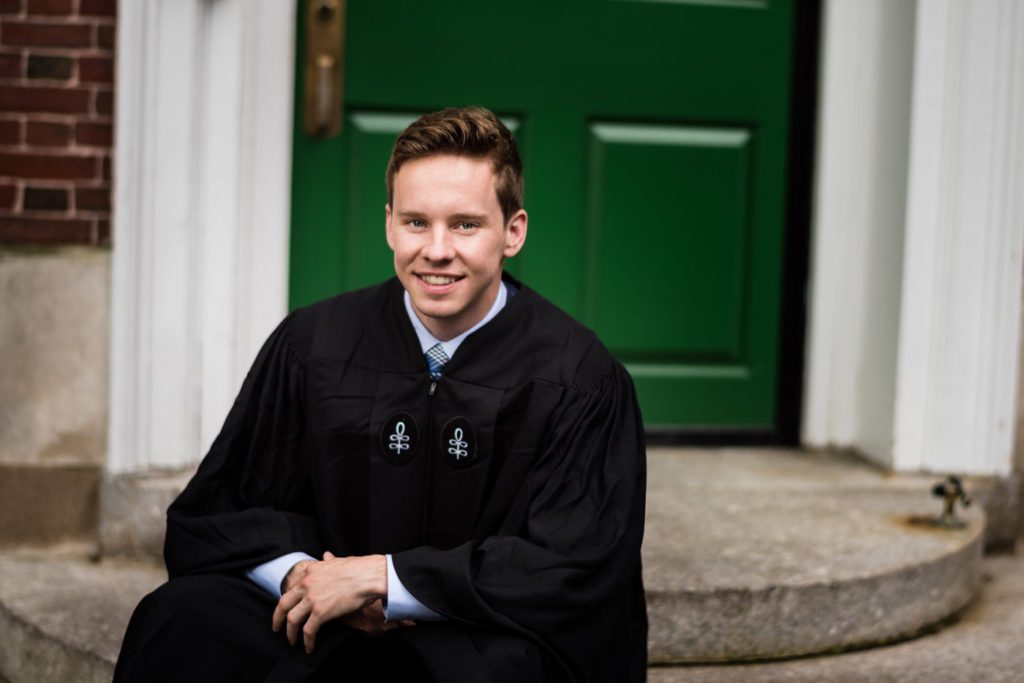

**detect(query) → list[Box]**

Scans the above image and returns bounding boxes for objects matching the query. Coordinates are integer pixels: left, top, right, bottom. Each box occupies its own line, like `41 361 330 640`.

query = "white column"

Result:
109 0 296 473
893 0 1024 476
802 0 916 465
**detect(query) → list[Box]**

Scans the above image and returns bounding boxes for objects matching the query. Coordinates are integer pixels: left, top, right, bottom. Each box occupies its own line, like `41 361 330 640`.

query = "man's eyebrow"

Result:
396 211 490 222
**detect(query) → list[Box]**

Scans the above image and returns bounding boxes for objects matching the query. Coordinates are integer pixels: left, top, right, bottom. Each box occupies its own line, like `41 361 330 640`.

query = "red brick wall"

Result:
0 0 115 246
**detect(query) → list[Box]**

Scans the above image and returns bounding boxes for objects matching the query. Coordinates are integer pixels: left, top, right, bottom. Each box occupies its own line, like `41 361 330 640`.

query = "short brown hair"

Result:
386 107 523 222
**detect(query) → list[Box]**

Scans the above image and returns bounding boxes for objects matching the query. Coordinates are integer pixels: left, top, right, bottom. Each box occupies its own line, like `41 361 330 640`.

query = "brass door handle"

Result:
304 0 346 138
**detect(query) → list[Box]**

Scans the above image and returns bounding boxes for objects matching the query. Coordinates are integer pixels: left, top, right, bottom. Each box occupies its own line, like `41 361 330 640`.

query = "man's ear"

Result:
503 209 528 258
385 203 395 251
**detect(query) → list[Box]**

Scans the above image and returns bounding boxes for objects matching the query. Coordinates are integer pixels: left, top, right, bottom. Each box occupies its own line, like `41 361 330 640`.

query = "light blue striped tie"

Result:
425 343 450 379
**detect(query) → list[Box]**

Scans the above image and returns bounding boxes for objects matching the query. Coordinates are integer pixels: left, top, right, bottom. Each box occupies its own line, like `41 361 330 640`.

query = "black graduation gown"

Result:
160 275 648 682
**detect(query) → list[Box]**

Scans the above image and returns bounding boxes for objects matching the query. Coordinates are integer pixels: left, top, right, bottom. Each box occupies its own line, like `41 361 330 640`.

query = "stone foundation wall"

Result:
1016 301 1024 542
99 470 191 560
0 248 108 547
0 248 108 465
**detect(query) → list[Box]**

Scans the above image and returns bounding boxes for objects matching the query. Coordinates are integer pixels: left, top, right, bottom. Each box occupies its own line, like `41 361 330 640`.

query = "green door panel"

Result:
584 124 769 425
584 124 751 358
291 0 800 430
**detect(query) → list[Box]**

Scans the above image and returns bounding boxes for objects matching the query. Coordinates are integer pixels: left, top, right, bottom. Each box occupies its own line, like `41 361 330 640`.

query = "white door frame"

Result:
804 0 1024 476
109 0 295 473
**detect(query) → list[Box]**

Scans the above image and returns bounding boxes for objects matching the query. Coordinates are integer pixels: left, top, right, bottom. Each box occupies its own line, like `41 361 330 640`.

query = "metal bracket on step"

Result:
928 475 972 529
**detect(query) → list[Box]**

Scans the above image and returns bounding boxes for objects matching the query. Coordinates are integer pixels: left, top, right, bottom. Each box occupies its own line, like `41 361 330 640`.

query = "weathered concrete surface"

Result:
644 448 985 662
0 464 100 547
650 553 1024 682
0 555 164 683
0 248 110 467
99 470 191 559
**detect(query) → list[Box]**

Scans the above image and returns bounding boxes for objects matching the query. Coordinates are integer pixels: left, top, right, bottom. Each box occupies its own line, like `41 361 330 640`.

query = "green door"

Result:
291 0 803 431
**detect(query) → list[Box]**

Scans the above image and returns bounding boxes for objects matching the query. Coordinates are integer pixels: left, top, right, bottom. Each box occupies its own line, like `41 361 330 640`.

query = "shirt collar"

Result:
403 280 508 358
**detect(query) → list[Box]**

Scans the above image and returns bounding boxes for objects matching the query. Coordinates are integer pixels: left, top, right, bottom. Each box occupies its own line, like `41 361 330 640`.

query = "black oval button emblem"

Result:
442 417 475 466
380 412 419 465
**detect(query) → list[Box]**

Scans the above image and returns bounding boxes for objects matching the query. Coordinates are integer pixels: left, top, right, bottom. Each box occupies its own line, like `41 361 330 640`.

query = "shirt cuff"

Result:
384 554 444 622
245 551 316 599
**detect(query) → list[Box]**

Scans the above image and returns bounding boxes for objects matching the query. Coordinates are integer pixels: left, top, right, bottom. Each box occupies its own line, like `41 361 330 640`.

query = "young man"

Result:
115 107 648 682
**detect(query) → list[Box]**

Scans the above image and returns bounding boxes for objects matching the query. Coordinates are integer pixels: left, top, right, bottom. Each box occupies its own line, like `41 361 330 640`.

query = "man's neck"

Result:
403 281 508 355
418 312 469 343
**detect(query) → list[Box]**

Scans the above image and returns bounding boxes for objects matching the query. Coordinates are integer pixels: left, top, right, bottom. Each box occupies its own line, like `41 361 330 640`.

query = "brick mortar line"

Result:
14 181 110 189
0 18 116 26
0 148 110 157
0 114 111 121
0 117 114 123
1 113 114 122
0 50 116 58
3 211 112 217
0 82 113 87
0 142 115 152
0 178 105 187
9 148 115 155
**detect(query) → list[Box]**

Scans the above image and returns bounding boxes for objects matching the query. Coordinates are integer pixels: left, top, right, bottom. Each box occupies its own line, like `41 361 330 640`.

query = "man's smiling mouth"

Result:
419 274 462 286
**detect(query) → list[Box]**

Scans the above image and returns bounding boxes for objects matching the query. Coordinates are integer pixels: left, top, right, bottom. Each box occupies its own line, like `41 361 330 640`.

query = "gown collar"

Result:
372 272 529 379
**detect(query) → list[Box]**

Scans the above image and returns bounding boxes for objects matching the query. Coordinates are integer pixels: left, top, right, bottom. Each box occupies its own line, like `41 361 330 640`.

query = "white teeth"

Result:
422 275 457 285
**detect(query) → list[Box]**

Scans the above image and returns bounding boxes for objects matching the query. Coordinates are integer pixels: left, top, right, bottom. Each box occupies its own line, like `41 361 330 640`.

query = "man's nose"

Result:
423 226 455 261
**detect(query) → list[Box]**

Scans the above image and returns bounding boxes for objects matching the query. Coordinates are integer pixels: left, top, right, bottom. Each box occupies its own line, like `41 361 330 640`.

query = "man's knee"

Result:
138 574 266 619
123 575 244 655
116 574 284 682
476 633 551 682
135 575 204 620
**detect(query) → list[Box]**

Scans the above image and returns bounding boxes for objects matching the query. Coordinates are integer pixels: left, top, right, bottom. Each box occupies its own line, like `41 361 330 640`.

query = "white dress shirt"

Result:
246 281 509 621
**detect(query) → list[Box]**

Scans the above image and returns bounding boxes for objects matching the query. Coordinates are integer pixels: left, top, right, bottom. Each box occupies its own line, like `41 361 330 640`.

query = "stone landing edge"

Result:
646 518 984 663
0 555 164 683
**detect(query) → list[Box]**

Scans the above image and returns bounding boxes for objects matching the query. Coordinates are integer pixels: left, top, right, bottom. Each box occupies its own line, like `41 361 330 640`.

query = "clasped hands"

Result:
271 551 415 653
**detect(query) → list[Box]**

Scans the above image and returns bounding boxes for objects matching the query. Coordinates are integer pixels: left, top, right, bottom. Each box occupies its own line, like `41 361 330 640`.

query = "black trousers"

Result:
114 574 551 683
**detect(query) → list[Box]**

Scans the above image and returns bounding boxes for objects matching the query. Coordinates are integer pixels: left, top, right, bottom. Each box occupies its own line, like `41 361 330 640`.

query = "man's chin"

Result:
410 300 460 323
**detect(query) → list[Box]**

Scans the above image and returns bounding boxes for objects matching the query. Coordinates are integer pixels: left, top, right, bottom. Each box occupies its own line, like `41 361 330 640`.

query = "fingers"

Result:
303 610 322 653
272 588 304 633
398 619 417 627
275 551 386 653
286 598 312 647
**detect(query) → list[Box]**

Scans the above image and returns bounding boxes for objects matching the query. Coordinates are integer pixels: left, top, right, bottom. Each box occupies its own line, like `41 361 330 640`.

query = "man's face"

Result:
386 154 527 341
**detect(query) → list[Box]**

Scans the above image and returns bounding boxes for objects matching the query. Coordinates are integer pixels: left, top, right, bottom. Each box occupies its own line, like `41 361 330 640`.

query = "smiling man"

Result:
114 107 648 682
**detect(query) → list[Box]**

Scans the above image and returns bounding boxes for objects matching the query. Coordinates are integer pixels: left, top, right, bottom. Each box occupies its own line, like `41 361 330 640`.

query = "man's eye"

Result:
407 219 427 229
456 222 478 231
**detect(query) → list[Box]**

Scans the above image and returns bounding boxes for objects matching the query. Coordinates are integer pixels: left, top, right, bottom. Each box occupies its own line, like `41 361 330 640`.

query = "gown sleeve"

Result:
391 340 647 679
163 313 323 579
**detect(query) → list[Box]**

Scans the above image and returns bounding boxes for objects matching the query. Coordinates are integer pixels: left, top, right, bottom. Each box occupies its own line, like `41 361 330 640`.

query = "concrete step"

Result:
650 553 1024 682
0 552 164 683
643 448 985 663
0 449 990 681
